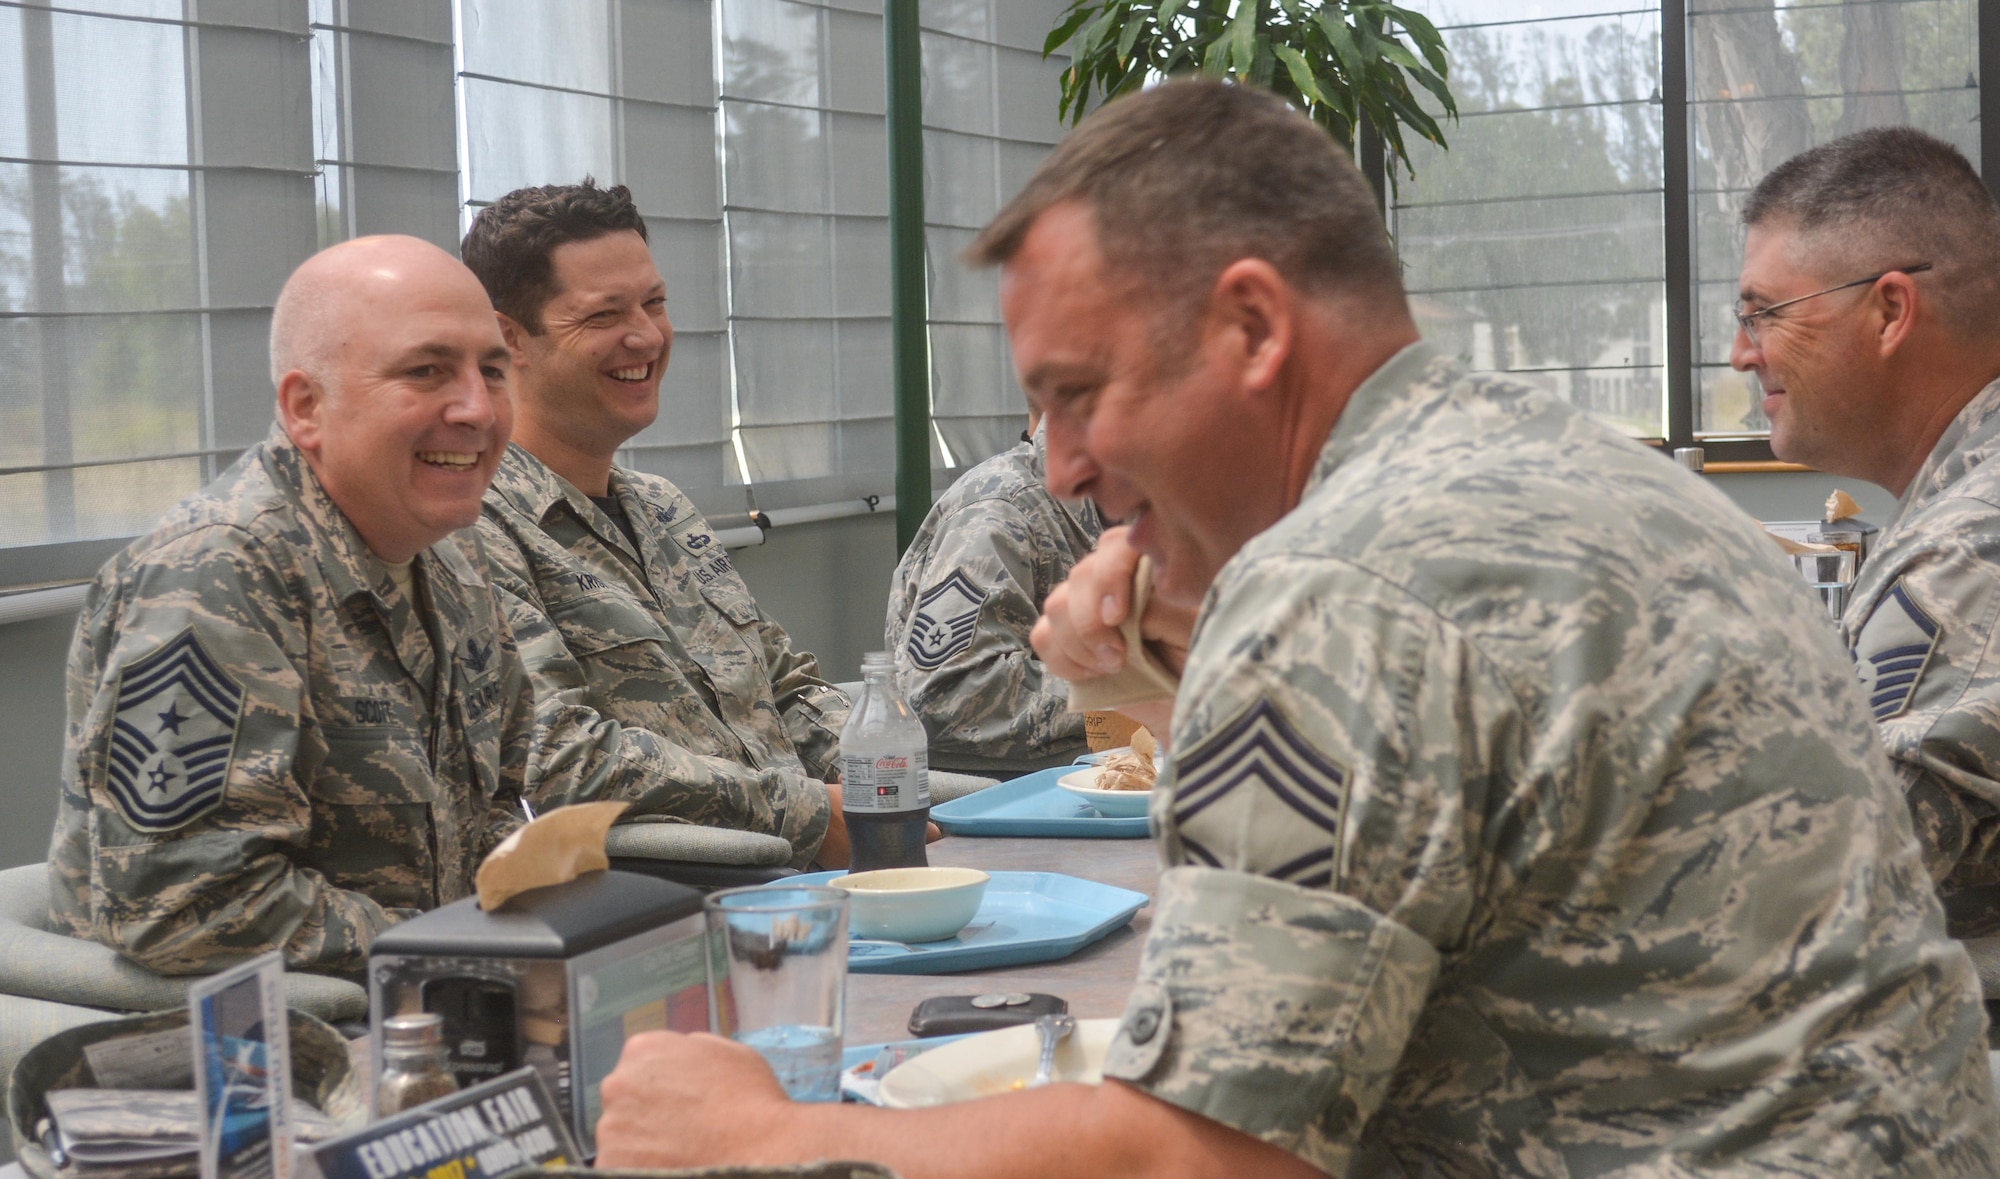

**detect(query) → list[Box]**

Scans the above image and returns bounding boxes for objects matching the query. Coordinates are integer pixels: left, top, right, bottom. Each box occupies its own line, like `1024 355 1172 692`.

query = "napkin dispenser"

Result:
367 869 712 1154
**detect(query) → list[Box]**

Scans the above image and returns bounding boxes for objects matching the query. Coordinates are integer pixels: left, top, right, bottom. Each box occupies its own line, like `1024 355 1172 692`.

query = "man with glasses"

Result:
1733 128 2000 934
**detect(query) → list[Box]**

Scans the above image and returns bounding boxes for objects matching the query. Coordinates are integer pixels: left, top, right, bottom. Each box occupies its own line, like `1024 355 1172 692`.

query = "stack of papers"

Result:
42 1090 337 1176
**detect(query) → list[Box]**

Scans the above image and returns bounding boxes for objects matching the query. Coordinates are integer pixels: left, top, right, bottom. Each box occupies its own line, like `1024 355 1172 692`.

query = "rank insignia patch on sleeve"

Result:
105 628 245 831
1171 698 1351 888
1853 580 1941 721
908 570 988 671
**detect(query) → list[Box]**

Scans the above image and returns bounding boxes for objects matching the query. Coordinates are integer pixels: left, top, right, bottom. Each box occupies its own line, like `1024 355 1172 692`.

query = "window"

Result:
1 0 1071 586
457 0 733 492
0 0 318 585
1395 0 1996 460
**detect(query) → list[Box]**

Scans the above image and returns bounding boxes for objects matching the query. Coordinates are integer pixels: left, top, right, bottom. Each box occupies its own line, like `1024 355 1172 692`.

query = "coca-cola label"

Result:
841 748 931 813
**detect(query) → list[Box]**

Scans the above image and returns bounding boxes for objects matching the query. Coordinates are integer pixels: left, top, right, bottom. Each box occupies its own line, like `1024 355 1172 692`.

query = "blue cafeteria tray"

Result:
928 765 1150 838
779 870 1148 974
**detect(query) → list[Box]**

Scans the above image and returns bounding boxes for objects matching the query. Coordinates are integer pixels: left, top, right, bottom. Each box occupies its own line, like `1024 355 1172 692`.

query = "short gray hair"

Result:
1743 127 2000 339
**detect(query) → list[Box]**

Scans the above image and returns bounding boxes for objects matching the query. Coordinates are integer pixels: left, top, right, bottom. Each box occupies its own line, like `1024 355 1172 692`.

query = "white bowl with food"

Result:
1056 766 1153 818
827 866 989 942
878 1018 1119 1107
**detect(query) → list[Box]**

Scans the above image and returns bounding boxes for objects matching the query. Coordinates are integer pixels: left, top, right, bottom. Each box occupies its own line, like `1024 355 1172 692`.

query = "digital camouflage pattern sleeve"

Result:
1841 378 2000 933
477 446 835 869
48 434 524 977
1101 344 1999 1177
886 435 1101 773
480 531 834 868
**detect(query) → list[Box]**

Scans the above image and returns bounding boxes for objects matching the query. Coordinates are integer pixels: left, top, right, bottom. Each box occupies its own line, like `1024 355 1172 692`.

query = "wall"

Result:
728 511 900 683
0 473 1892 872
0 613 76 870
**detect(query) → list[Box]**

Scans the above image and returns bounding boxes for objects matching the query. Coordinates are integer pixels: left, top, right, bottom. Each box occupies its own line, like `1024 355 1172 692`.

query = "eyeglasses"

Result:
1735 262 1932 347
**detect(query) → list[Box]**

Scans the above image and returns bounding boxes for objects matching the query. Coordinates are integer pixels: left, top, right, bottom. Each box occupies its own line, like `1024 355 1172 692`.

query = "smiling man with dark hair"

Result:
462 181 853 869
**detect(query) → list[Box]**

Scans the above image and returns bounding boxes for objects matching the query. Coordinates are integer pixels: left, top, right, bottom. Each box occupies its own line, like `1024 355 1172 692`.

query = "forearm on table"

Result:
652 1081 1318 1179
106 850 397 976
528 699 829 852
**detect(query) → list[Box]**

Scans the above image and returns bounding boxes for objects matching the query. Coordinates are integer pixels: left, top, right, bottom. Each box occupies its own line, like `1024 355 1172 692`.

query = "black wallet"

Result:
907 992 1068 1038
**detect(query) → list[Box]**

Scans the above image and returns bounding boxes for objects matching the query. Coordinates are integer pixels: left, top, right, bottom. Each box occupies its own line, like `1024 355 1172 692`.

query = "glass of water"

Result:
705 884 849 1102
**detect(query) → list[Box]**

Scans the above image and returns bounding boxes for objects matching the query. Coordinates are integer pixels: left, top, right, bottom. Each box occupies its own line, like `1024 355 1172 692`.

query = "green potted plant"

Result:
1046 0 1456 187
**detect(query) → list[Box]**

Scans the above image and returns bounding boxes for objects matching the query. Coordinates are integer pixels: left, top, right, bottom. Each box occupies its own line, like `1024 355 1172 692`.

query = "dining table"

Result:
843 831 1160 1046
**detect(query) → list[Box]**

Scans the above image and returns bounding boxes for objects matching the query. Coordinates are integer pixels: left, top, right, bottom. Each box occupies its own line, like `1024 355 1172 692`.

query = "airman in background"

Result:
885 414 1102 775
463 182 851 870
1732 127 2000 936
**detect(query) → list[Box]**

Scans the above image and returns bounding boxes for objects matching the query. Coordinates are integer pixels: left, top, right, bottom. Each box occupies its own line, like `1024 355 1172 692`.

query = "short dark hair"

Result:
968 79 1402 329
1744 127 2000 338
461 179 648 333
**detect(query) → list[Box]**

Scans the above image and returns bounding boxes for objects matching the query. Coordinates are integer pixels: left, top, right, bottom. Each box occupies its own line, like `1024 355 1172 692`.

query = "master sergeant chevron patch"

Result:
1853 580 1942 722
908 569 989 671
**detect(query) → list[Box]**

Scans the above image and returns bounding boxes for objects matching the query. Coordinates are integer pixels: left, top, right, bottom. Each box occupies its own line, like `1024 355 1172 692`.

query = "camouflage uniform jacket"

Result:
48 427 527 978
1101 343 1999 1177
1840 376 2000 928
477 445 842 868
885 430 1102 774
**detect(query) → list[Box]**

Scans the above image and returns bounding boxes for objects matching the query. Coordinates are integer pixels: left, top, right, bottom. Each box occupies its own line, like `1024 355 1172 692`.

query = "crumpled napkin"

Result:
1066 557 1180 712
476 800 629 910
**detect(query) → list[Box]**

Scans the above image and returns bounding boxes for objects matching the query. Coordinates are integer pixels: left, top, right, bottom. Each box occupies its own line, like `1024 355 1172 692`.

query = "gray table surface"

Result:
844 833 1160 1045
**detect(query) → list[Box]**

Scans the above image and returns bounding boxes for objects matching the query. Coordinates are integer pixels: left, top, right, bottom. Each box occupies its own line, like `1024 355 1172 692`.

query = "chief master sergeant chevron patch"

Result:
105 627 245 832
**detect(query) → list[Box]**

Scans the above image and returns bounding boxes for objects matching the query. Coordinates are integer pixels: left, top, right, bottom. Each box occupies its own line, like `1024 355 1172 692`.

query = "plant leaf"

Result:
1116 8 1146 66
1272 43 1326 104
1043 3 1099 57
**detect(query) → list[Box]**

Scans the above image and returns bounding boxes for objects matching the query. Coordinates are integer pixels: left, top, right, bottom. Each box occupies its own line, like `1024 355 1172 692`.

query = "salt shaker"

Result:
375 1012 459 1117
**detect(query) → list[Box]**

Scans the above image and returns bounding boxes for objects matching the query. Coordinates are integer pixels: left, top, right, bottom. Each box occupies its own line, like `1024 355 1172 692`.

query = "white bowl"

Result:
1056 766 1153 819
828 866 989 942
877 1018 1119 1107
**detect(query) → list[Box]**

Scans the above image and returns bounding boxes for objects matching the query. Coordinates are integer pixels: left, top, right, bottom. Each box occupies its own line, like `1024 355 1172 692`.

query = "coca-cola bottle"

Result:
839 651 930 872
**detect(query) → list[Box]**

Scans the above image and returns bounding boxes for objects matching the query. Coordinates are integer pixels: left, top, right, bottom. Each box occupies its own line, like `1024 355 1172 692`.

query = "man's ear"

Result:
1210 258 1294 395
496 312 533 367
1873 270 1922 359
275 369 325 455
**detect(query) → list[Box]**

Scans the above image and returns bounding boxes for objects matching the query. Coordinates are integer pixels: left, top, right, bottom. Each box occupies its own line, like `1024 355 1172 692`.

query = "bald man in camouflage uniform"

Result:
1731 129 2000 935
48 237 550 977
886 420 1102 774
593 83 2000 1179
463 183 847 869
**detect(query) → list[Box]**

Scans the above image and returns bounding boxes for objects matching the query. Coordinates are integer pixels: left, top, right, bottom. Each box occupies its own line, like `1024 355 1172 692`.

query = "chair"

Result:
606 823 801 890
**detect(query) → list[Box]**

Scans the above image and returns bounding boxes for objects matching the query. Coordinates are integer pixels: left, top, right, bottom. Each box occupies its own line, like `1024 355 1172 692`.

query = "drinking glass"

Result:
705 885 849 1101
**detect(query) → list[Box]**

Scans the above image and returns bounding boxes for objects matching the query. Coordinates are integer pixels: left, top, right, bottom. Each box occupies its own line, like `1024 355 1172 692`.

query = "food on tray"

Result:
1097 727 1158 792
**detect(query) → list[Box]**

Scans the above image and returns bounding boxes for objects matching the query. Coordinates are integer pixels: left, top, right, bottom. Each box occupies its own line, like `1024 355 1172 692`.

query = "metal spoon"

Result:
1029 1012 1076 1087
